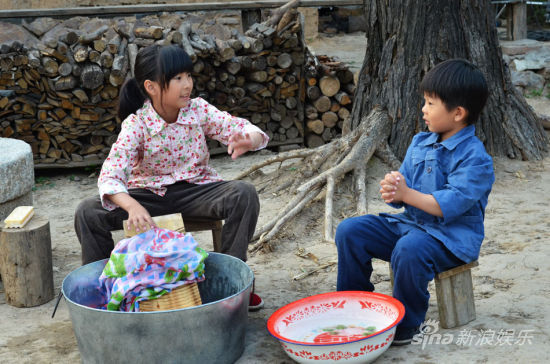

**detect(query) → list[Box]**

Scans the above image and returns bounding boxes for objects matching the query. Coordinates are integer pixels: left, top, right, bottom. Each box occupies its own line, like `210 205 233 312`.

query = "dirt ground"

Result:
1 32 550 364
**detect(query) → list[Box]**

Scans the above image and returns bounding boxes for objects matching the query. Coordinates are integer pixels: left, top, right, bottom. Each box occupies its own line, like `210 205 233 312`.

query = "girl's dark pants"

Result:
75 180 259 265
335 215 463 329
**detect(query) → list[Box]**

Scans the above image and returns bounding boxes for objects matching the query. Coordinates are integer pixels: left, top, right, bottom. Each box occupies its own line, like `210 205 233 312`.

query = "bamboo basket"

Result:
140 282 202 312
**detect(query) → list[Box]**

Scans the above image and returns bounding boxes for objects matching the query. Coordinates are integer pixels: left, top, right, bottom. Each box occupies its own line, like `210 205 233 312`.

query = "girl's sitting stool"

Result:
123 213 222 253
389 260 479 329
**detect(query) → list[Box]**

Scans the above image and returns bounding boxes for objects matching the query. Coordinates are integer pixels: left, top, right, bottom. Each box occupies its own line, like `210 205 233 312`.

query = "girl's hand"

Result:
126 202 156 233
228 131 261 160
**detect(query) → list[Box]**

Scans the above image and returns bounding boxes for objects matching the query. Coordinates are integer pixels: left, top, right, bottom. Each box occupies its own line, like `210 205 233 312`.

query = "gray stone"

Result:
513 47 550 72
0 191 33 221
510 70 545 91
0 138 34 204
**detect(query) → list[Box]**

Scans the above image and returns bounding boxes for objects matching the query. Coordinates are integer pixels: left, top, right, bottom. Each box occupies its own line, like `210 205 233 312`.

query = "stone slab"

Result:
500 39 543 56
0 138 34 204
0 191 33 221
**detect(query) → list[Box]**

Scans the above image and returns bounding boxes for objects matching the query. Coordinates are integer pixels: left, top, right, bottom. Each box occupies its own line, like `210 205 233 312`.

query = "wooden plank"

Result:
437 260 478 280
0 0 363 18
184 219 223 252
512 2 527 40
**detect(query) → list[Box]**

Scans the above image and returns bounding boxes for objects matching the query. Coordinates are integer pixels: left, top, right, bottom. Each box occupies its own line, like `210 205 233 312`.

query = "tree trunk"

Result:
351 0 547 160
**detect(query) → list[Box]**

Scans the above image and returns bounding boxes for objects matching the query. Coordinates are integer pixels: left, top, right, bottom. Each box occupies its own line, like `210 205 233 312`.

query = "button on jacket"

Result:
381 125 495 262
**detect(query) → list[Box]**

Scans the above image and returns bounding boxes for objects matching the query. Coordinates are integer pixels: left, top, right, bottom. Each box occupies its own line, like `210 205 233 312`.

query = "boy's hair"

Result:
420 59 488 124
118 45 194 120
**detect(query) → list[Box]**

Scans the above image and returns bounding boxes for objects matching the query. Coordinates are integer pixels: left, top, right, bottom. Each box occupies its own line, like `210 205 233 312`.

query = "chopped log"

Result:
215 38 235 62
134 26 164 40
307 119 324 134
57 41 69 55
88 50 100 63
248 71 268 82
100 50 113 68
79 25 109 44
305 104 318 120
313 95 331 112
178 23 197 62
336 69 354 84
93 38 107 53
319 75 340 97
251 56 267 71
277 52 293 69
127 43 138 77
0 214 54 308
73 44 89 63
322 111 338 128
60 30 79 45
41 56 58 74
80 63 104 89
107 33 121 54
54 75 78 91
285 96 297 109
307 85 321 101
72 88 89 103
334 91 351 105
27 50 40 68
338 107 351 120
306 133 324 148
226 58 242 75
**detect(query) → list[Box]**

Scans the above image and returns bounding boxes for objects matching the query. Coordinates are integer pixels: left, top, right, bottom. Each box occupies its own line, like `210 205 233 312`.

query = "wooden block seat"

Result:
389 260 479 329
123 213 223 253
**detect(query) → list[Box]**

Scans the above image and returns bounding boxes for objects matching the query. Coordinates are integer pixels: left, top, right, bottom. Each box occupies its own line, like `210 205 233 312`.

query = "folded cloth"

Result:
99 227 208 312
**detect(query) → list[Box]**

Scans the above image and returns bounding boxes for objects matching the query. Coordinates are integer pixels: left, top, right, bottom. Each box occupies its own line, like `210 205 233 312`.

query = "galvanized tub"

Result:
62 252 253 364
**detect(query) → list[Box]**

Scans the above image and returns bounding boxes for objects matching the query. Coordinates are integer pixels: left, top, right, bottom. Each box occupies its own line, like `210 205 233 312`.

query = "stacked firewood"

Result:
303 53 355 148
0 9 355 166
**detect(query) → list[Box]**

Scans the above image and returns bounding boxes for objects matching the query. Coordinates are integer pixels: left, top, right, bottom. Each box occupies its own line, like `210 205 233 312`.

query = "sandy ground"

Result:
1 32 550 363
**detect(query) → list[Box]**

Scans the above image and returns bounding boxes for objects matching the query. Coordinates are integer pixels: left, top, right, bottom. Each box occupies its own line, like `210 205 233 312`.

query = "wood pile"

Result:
303 53 355 148
0 10 354 167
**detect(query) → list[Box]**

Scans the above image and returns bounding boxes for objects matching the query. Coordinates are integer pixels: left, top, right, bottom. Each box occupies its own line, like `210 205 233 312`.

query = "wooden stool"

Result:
123 213 223 252
389 260 478 329
0 213 54 307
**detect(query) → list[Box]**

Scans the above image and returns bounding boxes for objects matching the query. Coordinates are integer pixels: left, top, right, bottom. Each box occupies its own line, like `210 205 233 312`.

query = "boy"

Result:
335 59 495 345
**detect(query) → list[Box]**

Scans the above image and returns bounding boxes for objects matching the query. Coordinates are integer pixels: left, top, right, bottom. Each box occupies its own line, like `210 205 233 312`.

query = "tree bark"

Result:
351 0 547 160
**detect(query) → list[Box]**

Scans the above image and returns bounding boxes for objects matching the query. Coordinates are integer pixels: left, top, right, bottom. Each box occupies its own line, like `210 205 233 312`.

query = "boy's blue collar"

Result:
418 125 476 150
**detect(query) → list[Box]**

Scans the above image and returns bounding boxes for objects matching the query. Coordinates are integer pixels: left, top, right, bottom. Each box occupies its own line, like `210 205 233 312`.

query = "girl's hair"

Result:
420 58 488 124
118 45 193 120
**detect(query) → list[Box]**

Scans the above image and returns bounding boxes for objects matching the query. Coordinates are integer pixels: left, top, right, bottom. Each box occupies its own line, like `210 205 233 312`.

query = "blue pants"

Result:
335 215 463 329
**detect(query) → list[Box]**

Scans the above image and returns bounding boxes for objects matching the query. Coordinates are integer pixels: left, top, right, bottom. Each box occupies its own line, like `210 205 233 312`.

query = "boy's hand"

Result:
379 171 408 203
227 131 262 160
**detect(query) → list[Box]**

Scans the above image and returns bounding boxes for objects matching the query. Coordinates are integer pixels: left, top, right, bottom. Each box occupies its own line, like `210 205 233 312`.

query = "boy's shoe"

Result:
248 292 264 311
392 326 420 346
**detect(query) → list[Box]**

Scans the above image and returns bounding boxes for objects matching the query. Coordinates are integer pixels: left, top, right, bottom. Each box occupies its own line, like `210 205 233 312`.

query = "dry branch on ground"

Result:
239 107 398 253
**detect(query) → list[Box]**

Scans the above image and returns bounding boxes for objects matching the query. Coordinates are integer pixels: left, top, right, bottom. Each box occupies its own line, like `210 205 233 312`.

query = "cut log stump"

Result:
0 214 54 307
389 260 479 329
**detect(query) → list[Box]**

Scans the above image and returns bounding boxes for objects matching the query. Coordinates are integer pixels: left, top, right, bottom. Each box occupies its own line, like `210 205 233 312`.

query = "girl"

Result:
74 44 268 310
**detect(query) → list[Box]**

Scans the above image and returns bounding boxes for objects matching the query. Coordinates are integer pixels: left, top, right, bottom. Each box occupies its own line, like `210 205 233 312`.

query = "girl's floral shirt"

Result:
98 98 268 210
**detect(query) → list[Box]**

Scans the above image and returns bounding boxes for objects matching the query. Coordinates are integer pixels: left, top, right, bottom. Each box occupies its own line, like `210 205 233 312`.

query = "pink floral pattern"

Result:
98 98 268 210
282 300 347 326
358 300 399 321
281 332 394 361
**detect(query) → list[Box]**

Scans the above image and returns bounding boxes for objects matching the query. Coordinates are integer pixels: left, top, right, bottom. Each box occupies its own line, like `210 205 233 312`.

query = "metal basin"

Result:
62 252 253 364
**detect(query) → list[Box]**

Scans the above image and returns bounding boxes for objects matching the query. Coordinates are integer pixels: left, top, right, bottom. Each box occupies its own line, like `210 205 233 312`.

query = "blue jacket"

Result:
381 125 495 263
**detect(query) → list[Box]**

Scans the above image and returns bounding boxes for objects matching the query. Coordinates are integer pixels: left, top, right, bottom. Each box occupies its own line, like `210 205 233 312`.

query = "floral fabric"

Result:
98 98 269 210
98 227 208 312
